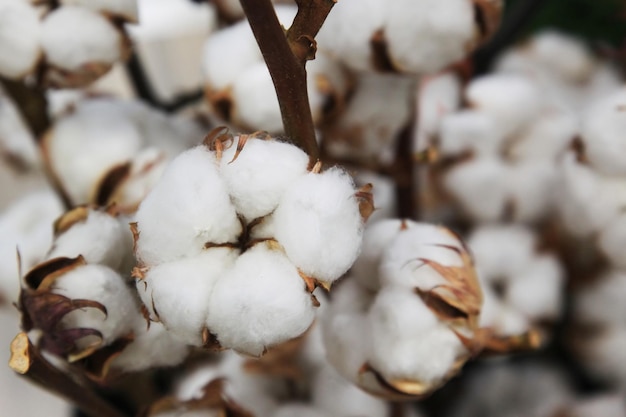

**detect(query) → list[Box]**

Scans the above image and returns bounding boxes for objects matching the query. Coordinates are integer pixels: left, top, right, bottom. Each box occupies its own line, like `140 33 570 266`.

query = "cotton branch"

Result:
239 0 335 165
9 332 129 417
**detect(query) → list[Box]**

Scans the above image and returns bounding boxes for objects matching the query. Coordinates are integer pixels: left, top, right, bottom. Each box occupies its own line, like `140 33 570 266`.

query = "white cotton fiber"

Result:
444 157 508 222
322 312 370 382
0 0 41 79
112 321 189 372
53 264 138 346
135 146 241 266
139 248 238 346
220 137 309 221
41 7 122 71
367 287 466 384
273 168 363 284
47 210 132 271
580 88 626 176
438 110 502 156
379 223 464 290
351 219 411 291
599 213 626 269
0 92 39 167
206 244 315 356
385 0 474 74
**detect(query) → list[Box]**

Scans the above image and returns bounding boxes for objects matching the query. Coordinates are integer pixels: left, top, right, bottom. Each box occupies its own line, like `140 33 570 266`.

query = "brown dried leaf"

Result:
355 183 375 223
53 206 91 236
24 256 86 291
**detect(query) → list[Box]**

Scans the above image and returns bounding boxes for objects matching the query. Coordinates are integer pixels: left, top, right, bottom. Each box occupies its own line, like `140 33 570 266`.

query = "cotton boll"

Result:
47 210 132 271
444 157 508 222
324 73 414 162
111 321 189 372
41 7 124 86
134 146 241 266
352 219 411 291
507 109 578 161
316 0 387 72
203 22 261 91
574 270 626 326
43 99 143 205
438 110 502 156
379 223 464 290
274 168 363 284
206 244 315 356
479 295 530 337
139 248 237 346
367 287 466 385
580 89 626 176
312 364 389 417
220 137 308 221
466 74 542 138
468 224 536 280
0 92 40 168
53 264 138 346
530 31 595 84
326 278 376 317
507 160 557 222
0 0 41 79
61 0 138 22
507 255 564 321
0 190 63 303
385 0 475 74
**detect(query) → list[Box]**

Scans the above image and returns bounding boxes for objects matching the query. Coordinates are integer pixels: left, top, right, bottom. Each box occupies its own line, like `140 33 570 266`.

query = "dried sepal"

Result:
355 183 375 223
202 327 224 352
203 126 234 161
369 29 395 72
93 162 132 207
53 206 92 236
243 334 306 381
24 256 87 291
76 334 135 382
143 378 254 417
471 0 503 45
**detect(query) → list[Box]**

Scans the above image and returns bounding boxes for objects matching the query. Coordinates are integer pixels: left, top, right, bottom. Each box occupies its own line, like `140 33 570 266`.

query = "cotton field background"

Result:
0 0 625 416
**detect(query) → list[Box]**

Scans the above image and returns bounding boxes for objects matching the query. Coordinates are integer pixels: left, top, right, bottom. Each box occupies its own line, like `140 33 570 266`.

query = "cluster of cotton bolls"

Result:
321 219 488 399
202 4 347 134
42 97 204 208
0 0 136 87
134 131 367 356
16 205 189 378
317 0 501 74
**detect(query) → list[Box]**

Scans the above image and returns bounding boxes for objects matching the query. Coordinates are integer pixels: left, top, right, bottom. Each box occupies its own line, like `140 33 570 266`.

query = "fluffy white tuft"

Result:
0 0 41 79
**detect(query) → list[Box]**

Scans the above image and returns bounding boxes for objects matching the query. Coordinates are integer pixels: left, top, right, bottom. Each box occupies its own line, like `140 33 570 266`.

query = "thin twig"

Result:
10 332 130 417
239 0 335 165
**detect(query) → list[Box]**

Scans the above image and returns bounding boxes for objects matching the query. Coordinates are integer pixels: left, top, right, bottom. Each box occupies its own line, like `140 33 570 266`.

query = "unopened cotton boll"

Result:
273 167 364 284
220 137 309 221
0 0 41 79
134 146 241 266
580 88 626 176
206 244 316 356
444 157 508 222
380 223 465 290
139 248 238 346
52 264 138 346
47 209 133 271
466 74 542 138
41 7 124 85
111 321 189 372
367 287 466 385
385 0 475 74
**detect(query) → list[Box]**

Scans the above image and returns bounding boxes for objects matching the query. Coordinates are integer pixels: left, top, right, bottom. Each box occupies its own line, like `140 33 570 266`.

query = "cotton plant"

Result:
0 0 136 87
202 4 348 134
133 128 371 356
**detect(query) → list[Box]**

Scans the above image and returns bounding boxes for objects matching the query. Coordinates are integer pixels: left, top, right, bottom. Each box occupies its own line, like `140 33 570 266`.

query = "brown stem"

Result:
239 0 335 166
394 107 418 219
0 77 50 140
10 332 130 417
